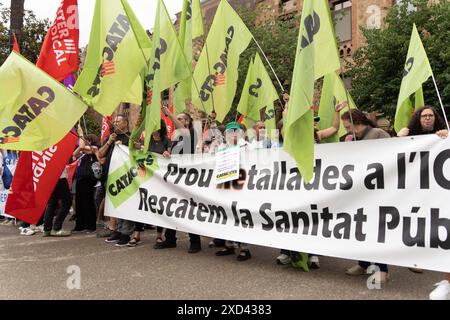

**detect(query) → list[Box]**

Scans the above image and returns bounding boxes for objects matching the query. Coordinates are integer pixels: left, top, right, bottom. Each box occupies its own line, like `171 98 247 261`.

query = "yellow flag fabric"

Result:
237 53 279 129
0 52 87 151
192 0 253 122
143 0 191 150
174 0 205 115
73 0 151 116
284 0 340 182
318 72 357 143
394 24 433 132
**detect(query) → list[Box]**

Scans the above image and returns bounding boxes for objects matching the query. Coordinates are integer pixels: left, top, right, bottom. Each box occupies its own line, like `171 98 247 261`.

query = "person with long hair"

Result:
342 109 391 284
397 106 449 299
127 119 171 247
73 130 101 233
397 105 448 138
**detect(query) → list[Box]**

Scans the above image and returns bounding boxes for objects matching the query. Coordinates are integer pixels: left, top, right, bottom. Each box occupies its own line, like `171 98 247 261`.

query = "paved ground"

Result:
0 220 441 300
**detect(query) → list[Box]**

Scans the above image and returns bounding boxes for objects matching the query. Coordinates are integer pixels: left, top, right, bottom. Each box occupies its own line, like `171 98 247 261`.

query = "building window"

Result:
332 0 352 43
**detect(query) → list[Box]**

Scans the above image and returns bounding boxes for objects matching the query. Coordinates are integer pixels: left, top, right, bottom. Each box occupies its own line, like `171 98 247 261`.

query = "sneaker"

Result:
115 234 131 247
105 231 121 243
429 280 450 300
308 255 320 269
50 229 71 237
291 252 309 272
126 238 141 247
408 267 424 274
20 228 36 236
3 219 14 226
43 231 51 237
345 264 367 276
276 254 292 265
153 240 177 249
35 225 44 233
215 247 235 256
371 271 390 284
236 249 251 261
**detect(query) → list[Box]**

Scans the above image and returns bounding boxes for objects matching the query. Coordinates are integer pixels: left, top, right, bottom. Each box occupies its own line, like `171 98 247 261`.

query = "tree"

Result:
348 0 450 120
0 2 49 65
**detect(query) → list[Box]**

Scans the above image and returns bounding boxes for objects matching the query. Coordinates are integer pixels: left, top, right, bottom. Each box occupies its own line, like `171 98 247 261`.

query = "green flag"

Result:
192 0 204 39
143 0 191 151
318 72 357 143
237 53 279 130
174 0 205 115
192 0 253 122
73 0 151 116
394 24 433 133
0 52 87 150
284 0 340 182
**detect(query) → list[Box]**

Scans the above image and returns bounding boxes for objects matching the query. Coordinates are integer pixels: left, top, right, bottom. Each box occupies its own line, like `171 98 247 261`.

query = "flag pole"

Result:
431 74 450 132
340 64 357 141
252 35 285 93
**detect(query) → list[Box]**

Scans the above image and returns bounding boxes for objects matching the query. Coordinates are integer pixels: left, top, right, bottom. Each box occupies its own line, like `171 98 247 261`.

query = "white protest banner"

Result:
106 136 450 272
215 145 240 184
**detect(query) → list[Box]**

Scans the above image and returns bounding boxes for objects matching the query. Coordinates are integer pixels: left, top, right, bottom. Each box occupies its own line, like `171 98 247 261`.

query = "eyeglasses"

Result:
421 114 435 119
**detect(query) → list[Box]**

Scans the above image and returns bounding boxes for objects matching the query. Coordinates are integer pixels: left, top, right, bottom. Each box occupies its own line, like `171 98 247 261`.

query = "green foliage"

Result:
348 0 450 119
0 2 49 65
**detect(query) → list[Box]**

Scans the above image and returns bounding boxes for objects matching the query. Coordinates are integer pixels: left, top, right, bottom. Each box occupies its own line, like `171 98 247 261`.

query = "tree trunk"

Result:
10 0 25 50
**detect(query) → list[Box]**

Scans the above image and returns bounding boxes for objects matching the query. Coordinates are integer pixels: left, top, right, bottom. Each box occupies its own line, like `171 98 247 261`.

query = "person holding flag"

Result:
283 0 342 184
394 24 435 133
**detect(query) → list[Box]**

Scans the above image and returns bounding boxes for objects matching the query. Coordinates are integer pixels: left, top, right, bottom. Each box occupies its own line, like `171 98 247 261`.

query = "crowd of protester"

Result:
1 97 449 299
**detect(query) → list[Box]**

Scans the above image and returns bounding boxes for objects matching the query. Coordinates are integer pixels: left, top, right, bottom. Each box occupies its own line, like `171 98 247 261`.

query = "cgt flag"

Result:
36 0 79 81
394 24 433 133
192 0 253 122
0 52 87 151
284 0 340 183
5 132 78 225
73 0 152 116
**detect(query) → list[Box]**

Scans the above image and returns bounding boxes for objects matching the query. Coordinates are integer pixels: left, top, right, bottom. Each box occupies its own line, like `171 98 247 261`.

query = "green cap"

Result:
225 122 241 131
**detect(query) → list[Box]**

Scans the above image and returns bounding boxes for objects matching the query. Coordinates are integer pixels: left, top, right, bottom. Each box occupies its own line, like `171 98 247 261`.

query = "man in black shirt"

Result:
97 115 134 246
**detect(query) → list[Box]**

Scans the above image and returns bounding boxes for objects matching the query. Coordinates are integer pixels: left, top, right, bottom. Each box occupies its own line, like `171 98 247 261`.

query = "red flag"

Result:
66 158 79 191
5 133 78 224
101 116 113 144
36 0 79 81
12 33 20 53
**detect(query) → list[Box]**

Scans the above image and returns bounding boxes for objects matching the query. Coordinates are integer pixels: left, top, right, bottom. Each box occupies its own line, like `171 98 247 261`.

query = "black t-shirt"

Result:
149 137 170 155
101 132 130 184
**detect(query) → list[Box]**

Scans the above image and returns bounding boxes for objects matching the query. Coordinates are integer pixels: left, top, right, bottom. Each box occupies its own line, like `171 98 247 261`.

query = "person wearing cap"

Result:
215 121 252 261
